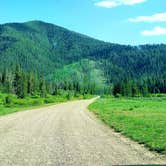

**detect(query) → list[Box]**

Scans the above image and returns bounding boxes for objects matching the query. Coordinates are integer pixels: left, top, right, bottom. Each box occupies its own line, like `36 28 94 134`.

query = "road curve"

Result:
0 98 165 166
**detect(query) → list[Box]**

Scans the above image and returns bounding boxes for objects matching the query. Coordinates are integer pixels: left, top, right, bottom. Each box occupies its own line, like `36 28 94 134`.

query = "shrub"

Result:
57 89 68 97
4 95 12 105
66 91 74 100
115 93 122 98
44 98 55 104
32 99 44 105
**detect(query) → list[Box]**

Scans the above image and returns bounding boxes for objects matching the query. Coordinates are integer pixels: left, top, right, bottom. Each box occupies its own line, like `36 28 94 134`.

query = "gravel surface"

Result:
0 98 165 166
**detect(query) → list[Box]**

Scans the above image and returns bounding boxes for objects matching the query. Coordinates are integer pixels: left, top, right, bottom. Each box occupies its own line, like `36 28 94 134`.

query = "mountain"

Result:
0 21 108 72
0 20 166 93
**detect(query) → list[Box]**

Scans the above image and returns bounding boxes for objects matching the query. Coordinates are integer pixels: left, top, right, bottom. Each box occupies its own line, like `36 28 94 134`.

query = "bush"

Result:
66 91 74 100
74 92 80 98
44 98 55 104
13 99 27 105
156 94 166 97
32 99 44 105
30 94 40 99
101 94 113 98
82 94 95 99
57 89 68 97
115 93 122 98
4 95 12 105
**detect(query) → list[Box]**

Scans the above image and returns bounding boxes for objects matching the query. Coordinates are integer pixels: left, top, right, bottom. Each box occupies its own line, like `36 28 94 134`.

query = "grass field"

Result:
0 92 94 116
89 96 166 154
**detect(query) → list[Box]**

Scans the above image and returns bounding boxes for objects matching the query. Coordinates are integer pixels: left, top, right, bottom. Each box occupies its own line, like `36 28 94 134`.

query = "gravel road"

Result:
0 98 165 166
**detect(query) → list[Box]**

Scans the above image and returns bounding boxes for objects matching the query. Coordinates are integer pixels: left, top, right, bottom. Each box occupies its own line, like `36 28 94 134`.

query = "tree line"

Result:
0 64 97 98
112 76 166 97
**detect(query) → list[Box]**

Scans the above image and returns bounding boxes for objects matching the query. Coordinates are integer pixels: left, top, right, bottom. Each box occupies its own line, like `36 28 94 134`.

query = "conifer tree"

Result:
20 72 28 98
142 83 149 97
40 77 47 97
13 64 22 98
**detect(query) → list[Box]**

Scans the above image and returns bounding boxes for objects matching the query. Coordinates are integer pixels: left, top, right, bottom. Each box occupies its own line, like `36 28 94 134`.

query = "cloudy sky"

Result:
0 0 165 45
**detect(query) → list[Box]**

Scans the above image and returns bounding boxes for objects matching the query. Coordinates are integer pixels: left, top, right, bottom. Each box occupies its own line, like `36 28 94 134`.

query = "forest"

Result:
0 21 166 98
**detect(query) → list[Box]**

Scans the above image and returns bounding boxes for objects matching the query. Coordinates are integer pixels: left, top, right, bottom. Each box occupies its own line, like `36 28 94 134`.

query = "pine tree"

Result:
113 83 121 96
1 68 7 85
124 80 132 97
53 84 58 95
142 83 149 97
20 72 28 98
13 64 22 98
40 77 47 97
27 72 34 95
34 73 40 94
132 84 139 97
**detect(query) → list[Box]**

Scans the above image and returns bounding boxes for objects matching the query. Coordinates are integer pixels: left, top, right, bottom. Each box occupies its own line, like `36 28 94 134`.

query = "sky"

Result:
0 0 166 45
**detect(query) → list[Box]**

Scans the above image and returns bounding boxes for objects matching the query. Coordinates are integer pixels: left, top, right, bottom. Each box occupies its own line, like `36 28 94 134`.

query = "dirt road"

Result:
0 98 165 166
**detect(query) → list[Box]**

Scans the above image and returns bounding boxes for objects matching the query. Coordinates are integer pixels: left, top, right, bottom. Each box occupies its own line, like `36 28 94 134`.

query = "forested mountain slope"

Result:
0 21 108 73
0 20 166 94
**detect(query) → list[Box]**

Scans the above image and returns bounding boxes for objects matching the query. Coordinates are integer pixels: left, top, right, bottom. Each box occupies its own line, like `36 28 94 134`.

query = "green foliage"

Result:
0 91 95 116
112 80 151 97
13 64 22 98
89 97 166 154
66 91 74 100
51 59 106 94
40 78 47 97
115 93 122 98
0 64 51 99
0 93 67 115
4 95 12 105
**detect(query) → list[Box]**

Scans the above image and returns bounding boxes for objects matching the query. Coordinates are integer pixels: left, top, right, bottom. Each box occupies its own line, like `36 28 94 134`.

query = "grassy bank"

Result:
0 92 94 116
89 97 166 154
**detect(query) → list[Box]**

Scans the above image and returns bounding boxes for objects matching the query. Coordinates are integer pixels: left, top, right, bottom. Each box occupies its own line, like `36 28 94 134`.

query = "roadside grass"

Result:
88 96 166 154
0 92 94 116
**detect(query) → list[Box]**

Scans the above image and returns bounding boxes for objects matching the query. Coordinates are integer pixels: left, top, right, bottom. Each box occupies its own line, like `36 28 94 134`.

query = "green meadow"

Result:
89 96 166 154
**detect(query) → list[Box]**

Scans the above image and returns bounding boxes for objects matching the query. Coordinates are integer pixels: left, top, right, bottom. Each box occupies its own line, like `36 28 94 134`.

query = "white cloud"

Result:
95 1 118 8
123 0 147 5
141 26 166 36
94 0 147 8
129 13 166 23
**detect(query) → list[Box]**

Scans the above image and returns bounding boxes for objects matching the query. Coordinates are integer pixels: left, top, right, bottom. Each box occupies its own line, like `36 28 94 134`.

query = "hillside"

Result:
0 21 108 73
0 20 166 94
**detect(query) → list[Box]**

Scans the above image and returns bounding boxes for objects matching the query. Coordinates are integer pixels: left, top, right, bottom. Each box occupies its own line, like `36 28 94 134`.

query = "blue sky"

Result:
0 0 166 45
